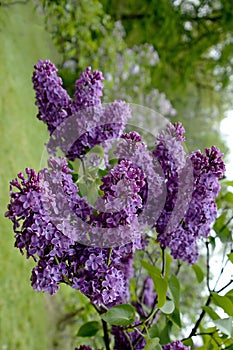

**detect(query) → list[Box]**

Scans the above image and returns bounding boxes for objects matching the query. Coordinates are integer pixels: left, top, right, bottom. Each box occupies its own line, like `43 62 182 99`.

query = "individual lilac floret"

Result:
163 340 190 350
32 59 72 133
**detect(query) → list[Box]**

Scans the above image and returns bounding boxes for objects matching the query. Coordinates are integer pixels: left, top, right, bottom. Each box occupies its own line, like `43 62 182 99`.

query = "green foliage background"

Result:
0 2 59 348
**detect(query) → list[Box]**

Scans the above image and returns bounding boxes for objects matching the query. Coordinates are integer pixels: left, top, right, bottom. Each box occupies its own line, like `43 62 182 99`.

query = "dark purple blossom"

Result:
5 155 144 306
32 60 131 162
73 66 103 111
154 124 225 264
153 122 186 239
112 325 146 350
163 340 190 350
32 59 72 133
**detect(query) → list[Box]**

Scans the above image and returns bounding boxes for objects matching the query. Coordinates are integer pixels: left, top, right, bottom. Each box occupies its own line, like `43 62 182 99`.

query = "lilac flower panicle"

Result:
33 60 131 162
154 122 186 239
32 60 72 133
32 60 104 135
6 153 142 304
73 66 104 110
154 123 225 264
116 131 165 226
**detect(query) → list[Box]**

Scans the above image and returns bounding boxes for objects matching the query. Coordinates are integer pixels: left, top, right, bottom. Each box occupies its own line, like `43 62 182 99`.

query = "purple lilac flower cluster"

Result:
154 124 225 263
73 66 103 110
74 339 190 350
32 60 72 133
153 122 186 237
33 60 131 162
75 339 190 350
116 131 165 226
163 340 190 350
5 156 143 305
32 60 103 133
6 59 226 350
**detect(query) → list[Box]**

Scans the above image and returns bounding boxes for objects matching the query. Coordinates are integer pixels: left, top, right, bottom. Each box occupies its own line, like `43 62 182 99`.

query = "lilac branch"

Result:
101 319 111 350
206 241 211 292
188 294 211 338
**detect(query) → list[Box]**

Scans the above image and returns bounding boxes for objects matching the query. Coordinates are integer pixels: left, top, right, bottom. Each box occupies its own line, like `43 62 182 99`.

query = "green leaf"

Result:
101 304 136 326
98 168 109 178
209 236 216 250
78 181 99 205
203 306 220 320
144 337 162 350
72 173 79 182
67 161 74 170
87 145 104 157
154 275 168 308
228 252 233 263
213 317 233 336
141 260 168 308
77 321 100 337
213 212 227 237
223 192 233 204
183 338 194 348
212 292 233 316
167 307 182 328
165 253 172 278
149 324 160 339
192 264 205 283
213 211 231 242
159 321 172 345
222 180 233 187
169 274 180 306
225 289 233 303
160 300 175 314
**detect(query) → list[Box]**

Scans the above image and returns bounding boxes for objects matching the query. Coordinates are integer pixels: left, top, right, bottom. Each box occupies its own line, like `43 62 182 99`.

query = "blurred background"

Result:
0 0 233 349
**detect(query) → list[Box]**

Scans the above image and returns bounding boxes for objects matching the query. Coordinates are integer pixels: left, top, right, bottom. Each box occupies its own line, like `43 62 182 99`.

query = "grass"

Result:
0 2 61 349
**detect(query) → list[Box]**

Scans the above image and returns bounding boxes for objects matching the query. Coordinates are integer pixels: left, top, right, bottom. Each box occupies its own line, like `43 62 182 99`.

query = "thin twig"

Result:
215 279 233 294
213 243 232 291
123 330 134 350
188 295 211 338
206 241 211 292
175 260 182 275
101 319 111 350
